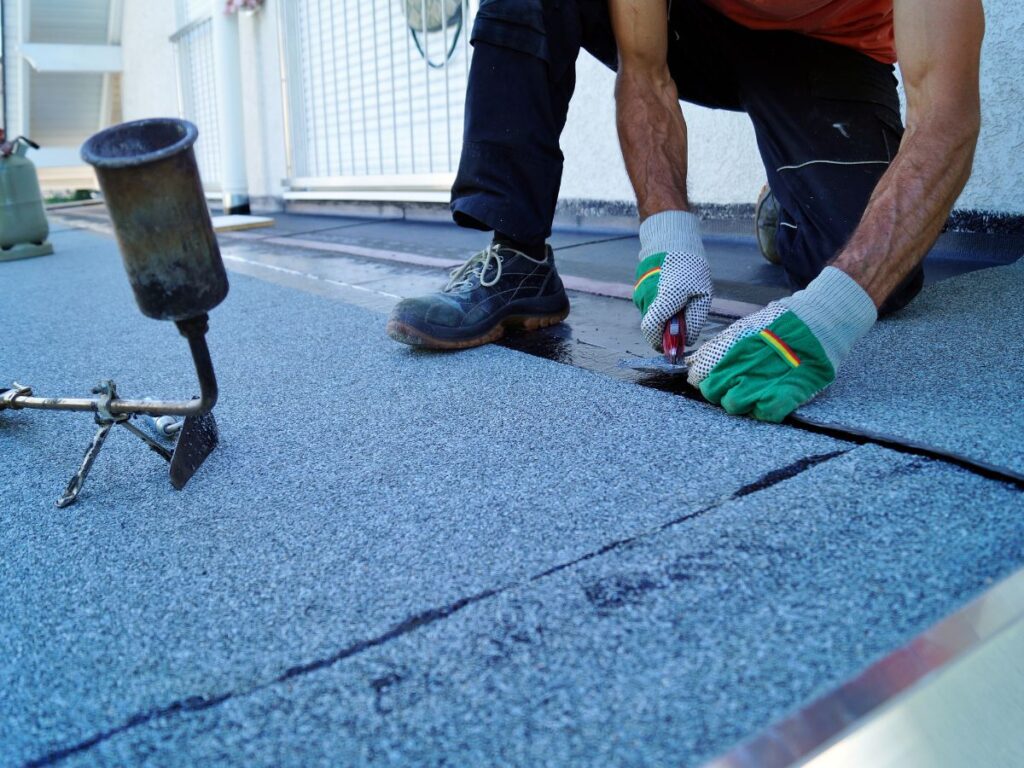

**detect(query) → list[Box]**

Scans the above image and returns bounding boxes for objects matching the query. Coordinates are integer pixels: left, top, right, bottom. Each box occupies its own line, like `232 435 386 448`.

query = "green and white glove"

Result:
633 211 712 348
686 267 877 422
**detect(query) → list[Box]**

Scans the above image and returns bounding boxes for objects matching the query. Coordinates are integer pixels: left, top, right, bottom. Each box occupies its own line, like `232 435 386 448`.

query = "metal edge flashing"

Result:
287 173 455 190
702 565 1024 768
279 194 1023 235
273 195 1024 242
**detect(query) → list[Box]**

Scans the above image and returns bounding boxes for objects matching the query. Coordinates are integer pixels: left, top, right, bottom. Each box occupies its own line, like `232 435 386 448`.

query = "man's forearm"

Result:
615 68 689 220
833 118 979 307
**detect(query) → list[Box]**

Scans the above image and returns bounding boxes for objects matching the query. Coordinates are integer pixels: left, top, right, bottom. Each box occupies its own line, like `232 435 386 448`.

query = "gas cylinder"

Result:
0 137 52 255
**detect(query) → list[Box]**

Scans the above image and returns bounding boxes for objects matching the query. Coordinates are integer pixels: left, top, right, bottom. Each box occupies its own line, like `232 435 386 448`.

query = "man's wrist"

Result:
782 266 877 371
638 210 703 259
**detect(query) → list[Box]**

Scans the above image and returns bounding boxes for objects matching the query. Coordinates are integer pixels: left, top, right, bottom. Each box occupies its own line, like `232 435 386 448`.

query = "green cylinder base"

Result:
0 241 54 263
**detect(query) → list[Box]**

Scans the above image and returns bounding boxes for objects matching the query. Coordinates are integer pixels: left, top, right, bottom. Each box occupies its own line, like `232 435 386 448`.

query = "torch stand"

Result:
1 314 220 507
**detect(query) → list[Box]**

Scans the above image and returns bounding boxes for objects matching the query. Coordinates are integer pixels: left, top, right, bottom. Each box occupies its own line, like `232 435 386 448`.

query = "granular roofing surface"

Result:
798 257 1024 476
2 228 1022 767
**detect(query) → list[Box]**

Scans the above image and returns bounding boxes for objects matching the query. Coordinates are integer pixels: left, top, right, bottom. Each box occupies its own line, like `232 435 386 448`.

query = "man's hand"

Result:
687 267 876 422
633 211 712 349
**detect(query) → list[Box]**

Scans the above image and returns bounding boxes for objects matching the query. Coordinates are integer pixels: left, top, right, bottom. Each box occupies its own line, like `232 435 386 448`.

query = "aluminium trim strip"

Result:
702 565 1024 768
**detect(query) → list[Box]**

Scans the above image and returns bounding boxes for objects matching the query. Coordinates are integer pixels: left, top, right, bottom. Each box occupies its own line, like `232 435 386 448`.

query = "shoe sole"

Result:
386 306 570 350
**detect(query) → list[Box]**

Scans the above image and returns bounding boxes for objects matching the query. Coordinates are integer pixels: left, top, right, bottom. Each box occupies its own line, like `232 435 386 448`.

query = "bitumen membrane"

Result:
3 223 1023 766
798 258 1024 476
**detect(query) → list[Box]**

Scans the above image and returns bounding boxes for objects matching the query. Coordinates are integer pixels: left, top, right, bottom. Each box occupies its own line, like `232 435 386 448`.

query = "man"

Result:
387 0 984 422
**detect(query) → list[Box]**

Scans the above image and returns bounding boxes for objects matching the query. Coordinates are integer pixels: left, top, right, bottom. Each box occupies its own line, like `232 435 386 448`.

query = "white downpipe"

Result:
210 2 249 213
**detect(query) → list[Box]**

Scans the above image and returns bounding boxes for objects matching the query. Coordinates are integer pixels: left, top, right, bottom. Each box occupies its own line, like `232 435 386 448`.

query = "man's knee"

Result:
472 0 589 71
472 0 551 61
770 161 892 289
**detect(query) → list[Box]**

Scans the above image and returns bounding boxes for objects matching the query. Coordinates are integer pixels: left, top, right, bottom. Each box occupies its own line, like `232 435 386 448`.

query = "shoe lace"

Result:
444 244 505 292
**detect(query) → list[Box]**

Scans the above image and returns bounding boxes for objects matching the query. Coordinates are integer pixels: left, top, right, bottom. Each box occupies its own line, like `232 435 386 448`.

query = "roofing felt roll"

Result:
3 229 1022 767
797 257 1024 476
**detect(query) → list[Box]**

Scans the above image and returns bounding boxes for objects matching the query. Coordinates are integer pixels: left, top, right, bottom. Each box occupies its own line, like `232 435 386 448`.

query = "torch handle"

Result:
1 315 217 418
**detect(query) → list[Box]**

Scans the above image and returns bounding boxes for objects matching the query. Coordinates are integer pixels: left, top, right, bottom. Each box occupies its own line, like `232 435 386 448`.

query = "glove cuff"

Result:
638 211 703 259
782 267 877 371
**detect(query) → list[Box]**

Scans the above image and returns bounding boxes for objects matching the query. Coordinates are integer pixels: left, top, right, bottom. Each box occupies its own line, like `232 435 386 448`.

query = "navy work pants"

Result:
450 0 923 313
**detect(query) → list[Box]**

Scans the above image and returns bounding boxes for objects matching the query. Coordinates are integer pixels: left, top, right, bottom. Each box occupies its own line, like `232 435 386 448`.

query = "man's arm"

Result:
685 0 985 422
611 0 714 349
833 0 984 307
609 0 689 219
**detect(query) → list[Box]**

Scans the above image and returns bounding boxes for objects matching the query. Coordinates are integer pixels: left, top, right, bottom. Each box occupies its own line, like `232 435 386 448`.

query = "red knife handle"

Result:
662 312 686 365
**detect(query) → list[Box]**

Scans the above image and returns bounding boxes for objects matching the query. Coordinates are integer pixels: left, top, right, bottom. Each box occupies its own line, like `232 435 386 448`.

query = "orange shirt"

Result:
701 0 896 63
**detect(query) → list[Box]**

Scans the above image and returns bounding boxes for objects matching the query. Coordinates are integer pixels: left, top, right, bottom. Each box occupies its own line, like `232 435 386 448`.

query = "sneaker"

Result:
755 183 782 265
386 243 571 349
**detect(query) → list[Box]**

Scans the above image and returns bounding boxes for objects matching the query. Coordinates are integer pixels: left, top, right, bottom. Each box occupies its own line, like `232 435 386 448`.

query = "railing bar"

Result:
308 0 323 175
169 14 210 43
421 0 434 173
355 1 371 175
205 21 221 184
299 0 311 175
341 0 357 175
441 0 452 171
388 0 400 174
327 0 343 174
371 0 384 175
405 0 416 174
320 0 335 174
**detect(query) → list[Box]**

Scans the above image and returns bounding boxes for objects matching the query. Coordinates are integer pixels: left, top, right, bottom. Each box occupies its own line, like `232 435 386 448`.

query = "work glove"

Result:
633 211 712 349
686 267 877 423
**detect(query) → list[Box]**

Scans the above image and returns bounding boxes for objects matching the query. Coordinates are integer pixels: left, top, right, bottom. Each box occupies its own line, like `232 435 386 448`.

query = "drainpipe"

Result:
210 0 250 214
1 0 8 135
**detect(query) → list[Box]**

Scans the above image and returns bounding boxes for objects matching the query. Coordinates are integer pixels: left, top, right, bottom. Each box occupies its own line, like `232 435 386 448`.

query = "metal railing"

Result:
281 0 475 200
171 5 222 191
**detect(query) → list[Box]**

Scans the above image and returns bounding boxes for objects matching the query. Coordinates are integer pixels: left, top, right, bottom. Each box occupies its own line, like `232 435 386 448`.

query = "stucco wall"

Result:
119 1 178 123
120 0 287 202
559 0 1024 215
559 53 765 206
961 0 1024 213
117 0 1022 215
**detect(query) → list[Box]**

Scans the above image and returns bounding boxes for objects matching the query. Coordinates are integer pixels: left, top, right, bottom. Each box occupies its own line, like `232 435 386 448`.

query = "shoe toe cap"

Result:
391 294 466 329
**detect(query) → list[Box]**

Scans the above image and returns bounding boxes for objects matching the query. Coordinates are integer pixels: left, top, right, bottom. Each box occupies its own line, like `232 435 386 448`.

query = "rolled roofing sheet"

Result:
4 230 1022 766
798 258 1024 475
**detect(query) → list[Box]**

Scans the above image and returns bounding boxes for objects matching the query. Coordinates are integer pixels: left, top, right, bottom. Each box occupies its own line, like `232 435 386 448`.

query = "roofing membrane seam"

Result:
18 443 857 766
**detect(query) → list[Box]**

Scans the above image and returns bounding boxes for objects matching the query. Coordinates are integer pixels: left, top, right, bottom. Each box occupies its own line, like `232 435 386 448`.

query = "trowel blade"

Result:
169 410 219 490
618 356 689 375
